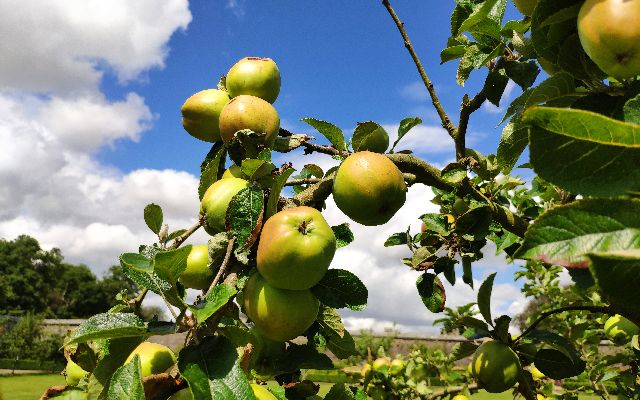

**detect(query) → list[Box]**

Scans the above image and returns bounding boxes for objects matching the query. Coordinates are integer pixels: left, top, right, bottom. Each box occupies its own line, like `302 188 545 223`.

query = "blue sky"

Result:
0 1 533 333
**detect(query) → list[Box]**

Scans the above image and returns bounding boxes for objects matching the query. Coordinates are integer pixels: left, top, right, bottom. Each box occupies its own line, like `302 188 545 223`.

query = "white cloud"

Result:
0 0 191 93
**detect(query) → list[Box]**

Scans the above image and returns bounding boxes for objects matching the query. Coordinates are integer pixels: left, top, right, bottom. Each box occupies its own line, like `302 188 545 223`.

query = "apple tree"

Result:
41 0 640 399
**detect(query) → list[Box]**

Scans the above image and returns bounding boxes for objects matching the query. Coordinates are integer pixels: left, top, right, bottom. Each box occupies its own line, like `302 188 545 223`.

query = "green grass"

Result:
0 374 65 400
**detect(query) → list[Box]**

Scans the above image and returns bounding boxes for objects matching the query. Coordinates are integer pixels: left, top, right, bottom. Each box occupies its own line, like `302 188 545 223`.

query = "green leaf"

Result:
332 224 354 248
514 199 640 268
199 143 225 200
384 232 409 247
326 329 358 360
497 119 529 173
324 383 358 400
65 313 146 346
457 0 507 41
420 214 450 235
266 166 295 219
312 269 368 311
588 250 640 313
535 348 585 379
462 257 473 288
87 337 144 399
624 93 640 125
240 159 275 180
477 273 496 326
274 133 311 153
501 71 576 124
189 284 238 326
416 273 446 313
106 355 145 400
143 203 163 235
449 341 480 361
457 44 490 86
504 60 540 90
154 246 191 285
178 336 255 400
226 185 264 252
301 118 346 151
525 106 640 196
455 206 492 239
279 343 334 371
391 117 422 151
484 68 509 107
441 163 468 186
440 45 467 64
317 306 346 338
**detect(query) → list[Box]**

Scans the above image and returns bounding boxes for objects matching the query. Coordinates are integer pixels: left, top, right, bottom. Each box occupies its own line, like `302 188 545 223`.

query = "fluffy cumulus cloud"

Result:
0 0 194 276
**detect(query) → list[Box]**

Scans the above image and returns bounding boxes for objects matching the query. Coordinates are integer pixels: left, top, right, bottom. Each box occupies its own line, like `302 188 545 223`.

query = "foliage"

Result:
0 235 139 318
0 312 64 366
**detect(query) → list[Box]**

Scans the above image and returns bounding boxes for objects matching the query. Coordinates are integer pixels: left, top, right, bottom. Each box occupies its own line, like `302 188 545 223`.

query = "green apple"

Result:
471 340 521 393
513 0 537 16
604 314 640 345
168 388 192 400
256 206 336 290
125 342 176 377
251 383 278 400
200 177 250 235
226 57 281 104
389 358 405 376
218 95 280 148
361 363 372 379
222 164 248 179
372 357 391 374
181 89 230 142
242 273 319 341
353 124 389 153
179 245 213 290
452 395 470 400
452 198 469 216
64 359 88 386
578 0 640 79
333 151 407 226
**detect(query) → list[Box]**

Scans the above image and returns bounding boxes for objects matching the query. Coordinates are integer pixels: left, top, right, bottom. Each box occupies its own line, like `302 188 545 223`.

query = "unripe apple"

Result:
389 358 405 376
452 395 469 400
513 0 537 16
251 383 278 400
361 363 372 379
181 89 230 142
168 388 192 400
64 359 88 386
354 125 389 153
452 198 469 216
125 342 176 377
604 314 640 345
218 95 280 148
226 57 281 104
242 273 319 341
179 245 213 290
257 206 336 290
578 0 640 79
372 357 391 374
471 340 521 393
222 164 247 179
333 151 407 226
200 177 250 235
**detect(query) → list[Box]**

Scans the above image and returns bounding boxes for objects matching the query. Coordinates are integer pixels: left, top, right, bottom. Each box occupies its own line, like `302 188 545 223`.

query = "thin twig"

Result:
129 287 149 314
284 178 322 186
515 304 613 342
169 217 204 249
456 91 487 159
382 0 457 138
205 238 235 296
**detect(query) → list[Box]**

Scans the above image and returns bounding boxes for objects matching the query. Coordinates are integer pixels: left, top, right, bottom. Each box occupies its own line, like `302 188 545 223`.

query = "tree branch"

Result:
382 0 457 138
284 178 322 186
515 304 613 342
129 287 149 314
456 91 487 159
205 238 235 297
169 217 204 249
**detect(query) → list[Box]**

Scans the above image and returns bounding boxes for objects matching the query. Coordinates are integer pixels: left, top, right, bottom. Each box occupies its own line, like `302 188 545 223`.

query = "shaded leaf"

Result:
392 117 422 151
301 118 346 151
588 250 640 313
416 273 446 313
477 273 496 326
65 313 146 346
332 224 354 248
198 143 225 200
143 204 163 235
312 269 368 311
226 186 264 252
106 355 145 400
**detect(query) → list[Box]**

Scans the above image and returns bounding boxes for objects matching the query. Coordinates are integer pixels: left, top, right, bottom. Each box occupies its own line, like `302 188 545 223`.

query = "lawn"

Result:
0 374 618 399
0 373 65 400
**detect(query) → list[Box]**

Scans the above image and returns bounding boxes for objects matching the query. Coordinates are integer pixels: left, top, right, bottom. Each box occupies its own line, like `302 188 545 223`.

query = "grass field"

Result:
0 373 65 400
0 373 617 399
